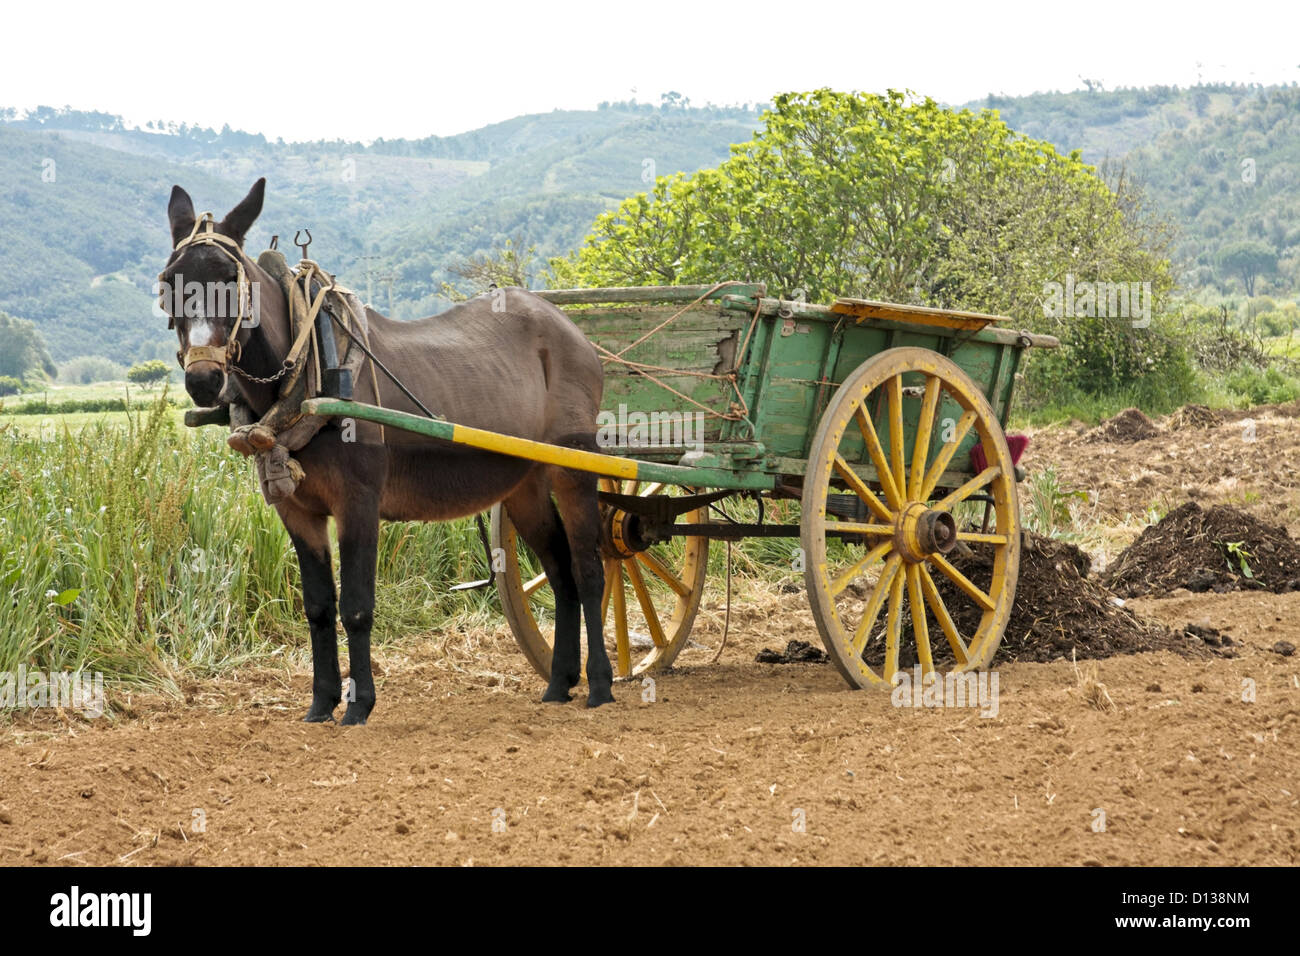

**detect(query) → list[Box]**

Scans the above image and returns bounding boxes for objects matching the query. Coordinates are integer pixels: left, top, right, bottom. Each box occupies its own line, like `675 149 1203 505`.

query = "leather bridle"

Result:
160 213 253 372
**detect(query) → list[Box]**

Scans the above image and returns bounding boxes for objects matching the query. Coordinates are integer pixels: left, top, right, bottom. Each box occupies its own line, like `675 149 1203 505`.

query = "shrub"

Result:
127 360 173 389
6 396 190 415
1254 309 1295 338
1225 363 1300 405
60 356 127 385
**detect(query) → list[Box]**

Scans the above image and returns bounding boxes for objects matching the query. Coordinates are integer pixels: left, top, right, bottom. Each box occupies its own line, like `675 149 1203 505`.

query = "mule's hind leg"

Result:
503 474 582 702
279 505 341 722
551 466 614 708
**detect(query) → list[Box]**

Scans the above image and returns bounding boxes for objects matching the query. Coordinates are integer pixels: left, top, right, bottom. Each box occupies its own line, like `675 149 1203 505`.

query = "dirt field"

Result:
2 406 1299 866
1024 399 1300 529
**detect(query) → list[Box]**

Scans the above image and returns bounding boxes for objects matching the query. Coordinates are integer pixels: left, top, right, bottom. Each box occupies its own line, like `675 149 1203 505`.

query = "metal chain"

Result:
232 360 295 385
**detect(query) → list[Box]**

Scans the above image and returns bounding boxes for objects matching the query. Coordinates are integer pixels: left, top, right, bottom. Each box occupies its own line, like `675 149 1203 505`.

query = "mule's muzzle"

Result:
185 363 225 408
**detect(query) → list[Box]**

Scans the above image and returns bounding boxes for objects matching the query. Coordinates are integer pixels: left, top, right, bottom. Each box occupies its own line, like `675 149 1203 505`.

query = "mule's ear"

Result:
168 185 196 247
220 177 266 246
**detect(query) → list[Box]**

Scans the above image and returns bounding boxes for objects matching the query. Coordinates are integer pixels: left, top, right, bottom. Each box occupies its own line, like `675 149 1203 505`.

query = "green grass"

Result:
1012 363 1300 428
1022 467 1089 540
0 394 497 701
1263 334 1300 359
0 410 189 434
2 381 176 408
0 392 819 707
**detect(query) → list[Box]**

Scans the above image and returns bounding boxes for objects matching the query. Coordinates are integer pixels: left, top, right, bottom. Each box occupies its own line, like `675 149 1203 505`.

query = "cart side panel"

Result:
739 313 1024 484
561 304 749 444
740 316 836 458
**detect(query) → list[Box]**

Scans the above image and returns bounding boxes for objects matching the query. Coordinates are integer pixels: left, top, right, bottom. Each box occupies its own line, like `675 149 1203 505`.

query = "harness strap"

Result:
167 217 389 446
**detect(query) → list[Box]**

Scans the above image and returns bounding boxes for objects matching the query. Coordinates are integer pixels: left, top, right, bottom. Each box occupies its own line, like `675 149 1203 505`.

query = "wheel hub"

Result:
893 501 957 563
600 507 648 559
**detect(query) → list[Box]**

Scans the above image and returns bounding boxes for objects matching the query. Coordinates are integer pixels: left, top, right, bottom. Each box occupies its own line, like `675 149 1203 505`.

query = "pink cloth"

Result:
969 433 1029 473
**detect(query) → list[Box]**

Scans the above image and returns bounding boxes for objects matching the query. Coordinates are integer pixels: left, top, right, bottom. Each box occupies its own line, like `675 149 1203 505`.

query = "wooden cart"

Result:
305 283 1058 688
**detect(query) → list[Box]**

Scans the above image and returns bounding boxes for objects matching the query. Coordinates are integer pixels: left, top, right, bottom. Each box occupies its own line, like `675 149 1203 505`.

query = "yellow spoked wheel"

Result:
490 479 711 681
801 347 1021 688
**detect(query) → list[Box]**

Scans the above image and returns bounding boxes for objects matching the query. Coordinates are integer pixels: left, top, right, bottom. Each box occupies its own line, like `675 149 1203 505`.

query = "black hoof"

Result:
541 688 573 703
340 702 373 726
586 688 615 708
303 710 337 724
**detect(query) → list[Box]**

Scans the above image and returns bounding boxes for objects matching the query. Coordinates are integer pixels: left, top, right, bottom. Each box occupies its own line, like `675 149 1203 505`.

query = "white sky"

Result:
3 0 1298 142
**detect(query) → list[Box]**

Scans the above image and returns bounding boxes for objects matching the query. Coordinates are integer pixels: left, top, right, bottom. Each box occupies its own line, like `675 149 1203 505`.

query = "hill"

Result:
3 85 1299 366
0 104 759 364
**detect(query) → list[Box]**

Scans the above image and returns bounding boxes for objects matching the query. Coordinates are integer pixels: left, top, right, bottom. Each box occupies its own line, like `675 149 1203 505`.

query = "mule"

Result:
159 178 613 723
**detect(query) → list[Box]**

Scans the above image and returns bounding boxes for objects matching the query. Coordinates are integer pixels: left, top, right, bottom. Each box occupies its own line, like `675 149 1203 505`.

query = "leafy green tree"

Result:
550 89 1177 397
1217 240 1277 296
0 311 56 380
127 359 172 389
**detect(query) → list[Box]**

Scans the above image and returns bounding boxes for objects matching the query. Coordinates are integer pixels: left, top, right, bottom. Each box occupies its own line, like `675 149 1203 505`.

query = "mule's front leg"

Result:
288 524 341 723
338 506 380 726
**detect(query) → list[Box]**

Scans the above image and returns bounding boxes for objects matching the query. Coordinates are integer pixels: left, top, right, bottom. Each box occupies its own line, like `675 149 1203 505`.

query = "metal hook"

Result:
294 229 312 260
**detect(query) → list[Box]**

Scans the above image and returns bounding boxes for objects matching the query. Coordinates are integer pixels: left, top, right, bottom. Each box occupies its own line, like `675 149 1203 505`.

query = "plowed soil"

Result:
3 401 1300 867
1024 400 1300 526
1106 502 1300 596
884 532 1218 668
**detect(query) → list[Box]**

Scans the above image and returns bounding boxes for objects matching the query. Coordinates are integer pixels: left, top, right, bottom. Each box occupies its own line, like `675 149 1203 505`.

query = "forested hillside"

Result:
0 103 758 364
2 85 1297 367
969 84 1300 290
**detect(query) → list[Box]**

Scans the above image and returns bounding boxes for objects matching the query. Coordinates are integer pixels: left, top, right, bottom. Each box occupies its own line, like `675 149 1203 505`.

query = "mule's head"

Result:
159 179 265 407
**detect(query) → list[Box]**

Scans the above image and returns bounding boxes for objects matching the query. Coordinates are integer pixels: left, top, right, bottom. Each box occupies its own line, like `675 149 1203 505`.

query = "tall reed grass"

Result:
0 395 495 694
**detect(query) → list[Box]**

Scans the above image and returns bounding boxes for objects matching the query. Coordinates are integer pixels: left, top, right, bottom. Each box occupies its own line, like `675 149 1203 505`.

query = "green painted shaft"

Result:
300 398 774 491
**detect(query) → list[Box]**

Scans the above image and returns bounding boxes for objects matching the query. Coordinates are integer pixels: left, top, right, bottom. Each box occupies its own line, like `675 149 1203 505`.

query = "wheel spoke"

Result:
626 559 667 648
830 540 892 596
498 479 708 685
917 409 977 502
854 407 903 511
636 548 691 598
909 375 941 498
919 564 969 665
600 558 618 626
935 465 1002 512
825 521 894 537
887 374 907 499
930 553 996 612
833 455 893 522
611 563 631 675
884 566 904 681
955 531 1009 546
851 553 901 654
906 563 934 675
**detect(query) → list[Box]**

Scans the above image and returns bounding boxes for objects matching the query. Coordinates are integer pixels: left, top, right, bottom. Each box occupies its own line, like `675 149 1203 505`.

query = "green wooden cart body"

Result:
534 284 1057 493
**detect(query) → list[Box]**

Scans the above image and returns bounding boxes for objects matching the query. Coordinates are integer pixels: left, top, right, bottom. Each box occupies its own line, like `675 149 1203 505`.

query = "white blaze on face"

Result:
187 298 216 348
188 318 215 347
